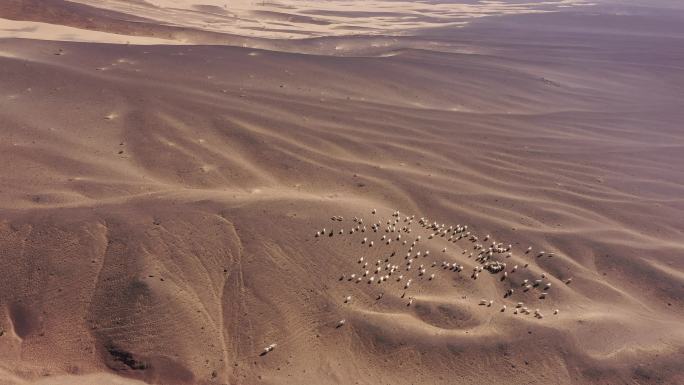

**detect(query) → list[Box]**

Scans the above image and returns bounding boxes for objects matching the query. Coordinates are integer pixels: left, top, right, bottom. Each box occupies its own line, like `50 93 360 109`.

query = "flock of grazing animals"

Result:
262 208 571 356
322 210 569 316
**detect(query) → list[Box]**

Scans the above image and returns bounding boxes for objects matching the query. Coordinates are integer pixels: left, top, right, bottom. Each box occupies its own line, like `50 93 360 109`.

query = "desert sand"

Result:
1 0 683 384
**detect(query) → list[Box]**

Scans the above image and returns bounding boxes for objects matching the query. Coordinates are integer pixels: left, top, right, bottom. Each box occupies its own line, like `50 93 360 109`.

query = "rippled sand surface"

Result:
1 1 683 384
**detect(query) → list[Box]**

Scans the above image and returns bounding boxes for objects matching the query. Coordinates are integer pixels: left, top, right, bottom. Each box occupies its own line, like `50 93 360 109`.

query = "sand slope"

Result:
1 1 684 384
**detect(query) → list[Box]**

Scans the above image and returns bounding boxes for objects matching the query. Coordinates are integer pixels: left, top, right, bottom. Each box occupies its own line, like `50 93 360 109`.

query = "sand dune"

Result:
1 1 684 384
1 0 595 42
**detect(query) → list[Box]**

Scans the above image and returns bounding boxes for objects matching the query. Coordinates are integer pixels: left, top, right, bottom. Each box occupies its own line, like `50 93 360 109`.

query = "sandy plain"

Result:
0 0 683 384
